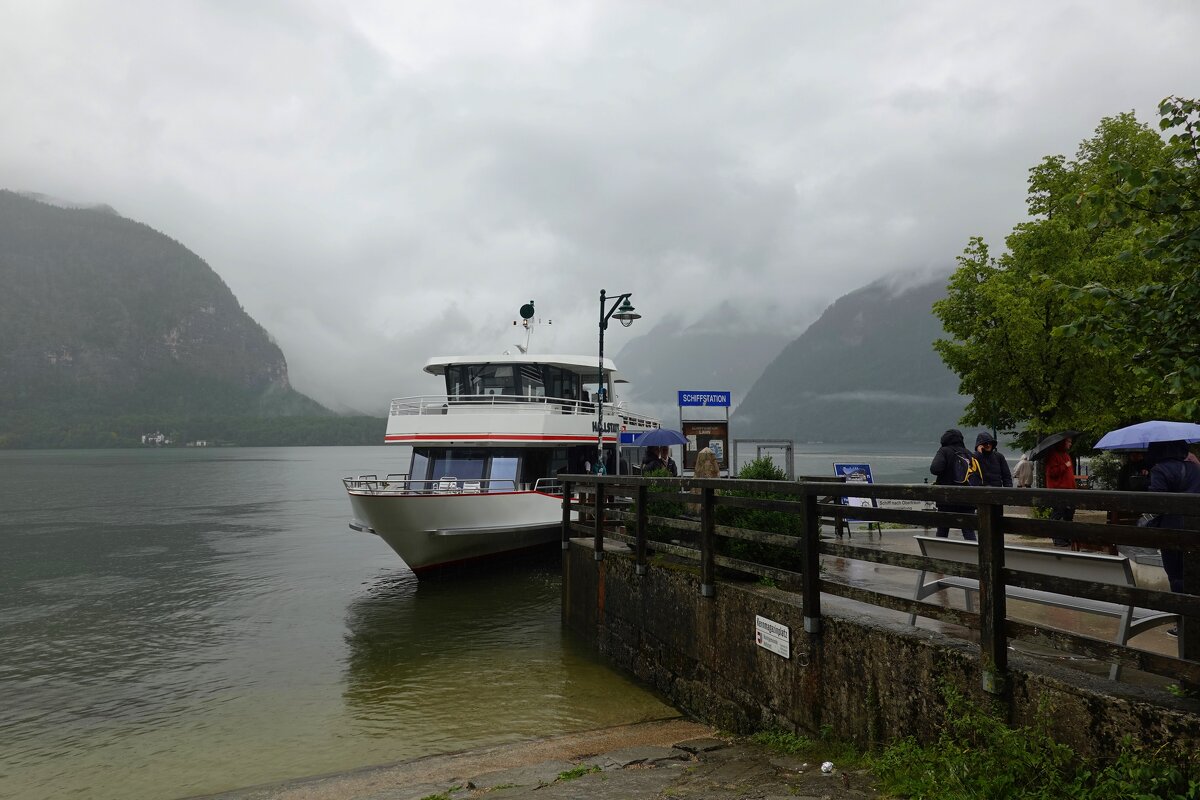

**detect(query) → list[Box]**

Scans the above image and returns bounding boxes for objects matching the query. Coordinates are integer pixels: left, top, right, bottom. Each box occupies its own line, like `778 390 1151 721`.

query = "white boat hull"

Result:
348 489 566 572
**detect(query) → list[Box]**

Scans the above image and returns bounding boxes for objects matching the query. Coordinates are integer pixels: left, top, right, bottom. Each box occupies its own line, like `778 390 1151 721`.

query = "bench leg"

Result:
1109 610 1134 681
908 570 927 626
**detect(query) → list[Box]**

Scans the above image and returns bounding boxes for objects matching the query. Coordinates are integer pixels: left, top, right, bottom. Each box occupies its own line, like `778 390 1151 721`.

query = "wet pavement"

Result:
199 721 881 800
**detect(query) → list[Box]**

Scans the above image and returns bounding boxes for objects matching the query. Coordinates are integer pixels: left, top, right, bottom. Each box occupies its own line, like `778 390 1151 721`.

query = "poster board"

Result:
682 421 730 471
832 463 876 521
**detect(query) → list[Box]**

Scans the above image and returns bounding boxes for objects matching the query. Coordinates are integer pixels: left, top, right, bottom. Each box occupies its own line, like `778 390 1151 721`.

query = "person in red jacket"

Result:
1045 437 1076 545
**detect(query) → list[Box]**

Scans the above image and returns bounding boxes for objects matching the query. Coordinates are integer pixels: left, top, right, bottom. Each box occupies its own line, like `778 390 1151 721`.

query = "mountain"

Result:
613 303 795 423
734 275 966 444
0 190 332 431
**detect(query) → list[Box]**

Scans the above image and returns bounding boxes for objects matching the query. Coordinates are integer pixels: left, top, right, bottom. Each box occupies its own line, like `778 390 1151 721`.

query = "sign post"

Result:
678 391 731 474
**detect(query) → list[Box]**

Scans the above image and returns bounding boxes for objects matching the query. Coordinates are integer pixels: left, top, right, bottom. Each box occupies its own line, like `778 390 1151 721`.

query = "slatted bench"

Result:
908 535 1179 679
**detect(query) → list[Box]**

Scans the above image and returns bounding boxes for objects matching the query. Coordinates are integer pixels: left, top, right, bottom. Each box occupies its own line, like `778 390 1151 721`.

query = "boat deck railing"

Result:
343 475 522 495
388 394 659 428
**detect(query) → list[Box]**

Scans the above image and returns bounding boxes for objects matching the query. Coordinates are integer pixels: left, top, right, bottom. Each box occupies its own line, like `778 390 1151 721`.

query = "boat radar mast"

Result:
512 300 549 354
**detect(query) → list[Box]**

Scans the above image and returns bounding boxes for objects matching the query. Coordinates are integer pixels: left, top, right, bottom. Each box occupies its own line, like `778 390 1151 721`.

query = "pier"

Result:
560 475 1200 758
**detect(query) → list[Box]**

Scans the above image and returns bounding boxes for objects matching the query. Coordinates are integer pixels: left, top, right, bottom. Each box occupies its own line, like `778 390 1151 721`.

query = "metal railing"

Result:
559 475 1200 694
386 394 659 428
343 475 518 494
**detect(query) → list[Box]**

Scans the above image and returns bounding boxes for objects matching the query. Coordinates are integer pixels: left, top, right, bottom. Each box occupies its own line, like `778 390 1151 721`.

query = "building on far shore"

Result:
141 432 171 446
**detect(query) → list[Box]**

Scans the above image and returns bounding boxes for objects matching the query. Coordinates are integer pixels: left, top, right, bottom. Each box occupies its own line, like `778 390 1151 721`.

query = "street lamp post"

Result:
596 289 640 474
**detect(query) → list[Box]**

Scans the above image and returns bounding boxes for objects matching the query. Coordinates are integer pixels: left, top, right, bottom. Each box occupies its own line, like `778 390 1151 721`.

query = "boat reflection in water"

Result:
341 555 675 746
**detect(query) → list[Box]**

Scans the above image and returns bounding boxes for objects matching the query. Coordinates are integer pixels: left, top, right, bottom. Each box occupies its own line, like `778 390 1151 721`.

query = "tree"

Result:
934 113 1175 450
1062 96 1200 417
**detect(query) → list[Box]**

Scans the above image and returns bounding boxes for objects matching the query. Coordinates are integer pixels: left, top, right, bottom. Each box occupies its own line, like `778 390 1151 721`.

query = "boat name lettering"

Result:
591 422 621 433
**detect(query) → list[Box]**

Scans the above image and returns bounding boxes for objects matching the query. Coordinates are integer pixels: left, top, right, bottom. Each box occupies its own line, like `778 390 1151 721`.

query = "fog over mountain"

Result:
734 275 966 444
1 3 1194 412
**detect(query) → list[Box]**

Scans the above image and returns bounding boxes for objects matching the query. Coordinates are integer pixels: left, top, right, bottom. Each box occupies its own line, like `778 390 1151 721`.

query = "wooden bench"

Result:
908 535 1179 679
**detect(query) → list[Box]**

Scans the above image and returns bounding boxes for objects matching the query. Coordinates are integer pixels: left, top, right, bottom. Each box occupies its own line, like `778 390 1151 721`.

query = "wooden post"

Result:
593 480 604 561
636 484 648 576
1182 545 1199 692
561 479 573 550
976 501 1008 695
700 486 715 597
801 485 822 634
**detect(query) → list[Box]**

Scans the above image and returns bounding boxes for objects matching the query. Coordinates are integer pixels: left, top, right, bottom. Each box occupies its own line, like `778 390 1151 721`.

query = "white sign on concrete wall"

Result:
755 615 790 659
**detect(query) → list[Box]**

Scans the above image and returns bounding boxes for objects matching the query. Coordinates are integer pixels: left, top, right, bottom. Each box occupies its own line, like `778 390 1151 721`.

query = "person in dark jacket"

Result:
975 432 1013 488
930 428 977 540
1146 439 1200 597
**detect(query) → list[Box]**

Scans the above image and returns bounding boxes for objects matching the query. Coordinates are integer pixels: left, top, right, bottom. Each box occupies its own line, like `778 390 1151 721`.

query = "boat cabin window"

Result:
490 456 519 491
428 449 488 481
444 363 583 401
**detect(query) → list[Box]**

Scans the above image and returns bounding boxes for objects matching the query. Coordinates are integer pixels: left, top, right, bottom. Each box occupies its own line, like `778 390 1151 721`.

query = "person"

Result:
1045 436 1076 546
929 428 977 540
1012 452 1034 488
1117 451 1151 492
641 447 665 474
663 447 679 477
1145 441 1200 615
975 432 1013 488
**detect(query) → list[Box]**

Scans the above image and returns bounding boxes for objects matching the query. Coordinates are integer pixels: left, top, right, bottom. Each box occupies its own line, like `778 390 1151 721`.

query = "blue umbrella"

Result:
633 428 688 447
1093 420 1200 450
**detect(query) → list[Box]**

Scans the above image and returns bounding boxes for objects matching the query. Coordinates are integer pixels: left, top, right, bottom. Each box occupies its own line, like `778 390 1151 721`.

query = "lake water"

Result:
0 447 676 800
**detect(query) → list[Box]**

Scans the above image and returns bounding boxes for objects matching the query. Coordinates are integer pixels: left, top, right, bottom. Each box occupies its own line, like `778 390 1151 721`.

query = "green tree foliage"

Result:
717 456 802 569
1063 96 1200 417
934 113 1176 449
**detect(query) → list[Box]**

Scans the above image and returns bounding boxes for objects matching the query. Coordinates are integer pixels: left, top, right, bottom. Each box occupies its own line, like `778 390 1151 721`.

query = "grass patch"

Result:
556 764 601 782
750 725 866 768
871 685 1200 799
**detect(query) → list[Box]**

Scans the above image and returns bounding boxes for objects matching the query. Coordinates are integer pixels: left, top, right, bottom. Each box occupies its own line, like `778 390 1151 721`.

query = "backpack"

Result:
952 451 984 486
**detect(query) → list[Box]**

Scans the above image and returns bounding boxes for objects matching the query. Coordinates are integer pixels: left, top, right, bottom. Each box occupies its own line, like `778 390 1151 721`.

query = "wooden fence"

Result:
560 475 1200 693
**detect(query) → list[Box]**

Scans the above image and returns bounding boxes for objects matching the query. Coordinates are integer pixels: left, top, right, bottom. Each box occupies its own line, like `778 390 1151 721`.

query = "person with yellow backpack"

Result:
930 428 981 540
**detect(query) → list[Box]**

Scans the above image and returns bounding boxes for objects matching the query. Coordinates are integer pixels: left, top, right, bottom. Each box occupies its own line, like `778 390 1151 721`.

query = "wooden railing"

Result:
559 475 1200 693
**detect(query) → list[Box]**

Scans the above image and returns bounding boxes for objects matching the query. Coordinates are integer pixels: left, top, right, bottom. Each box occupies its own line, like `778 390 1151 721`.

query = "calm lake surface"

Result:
0 447 675 800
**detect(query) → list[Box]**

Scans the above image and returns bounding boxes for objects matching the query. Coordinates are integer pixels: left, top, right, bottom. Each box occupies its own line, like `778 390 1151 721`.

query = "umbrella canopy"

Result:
1093 420 1200 451
1029 430 1082 461
632 428 688 447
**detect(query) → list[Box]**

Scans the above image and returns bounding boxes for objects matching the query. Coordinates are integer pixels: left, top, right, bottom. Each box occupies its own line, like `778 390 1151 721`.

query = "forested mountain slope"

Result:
734 276 966 444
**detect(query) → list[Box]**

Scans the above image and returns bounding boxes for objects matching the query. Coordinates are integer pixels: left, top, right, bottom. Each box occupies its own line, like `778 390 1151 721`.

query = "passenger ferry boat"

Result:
343 316 660 573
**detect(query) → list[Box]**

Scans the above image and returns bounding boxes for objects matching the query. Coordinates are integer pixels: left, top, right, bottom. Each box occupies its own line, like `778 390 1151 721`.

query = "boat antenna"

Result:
513 300 544 354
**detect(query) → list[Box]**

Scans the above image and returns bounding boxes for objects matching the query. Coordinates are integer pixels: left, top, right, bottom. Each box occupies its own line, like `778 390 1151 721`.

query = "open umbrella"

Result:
1029 430 1082 461
1093 420 1200 451
632 428 688 447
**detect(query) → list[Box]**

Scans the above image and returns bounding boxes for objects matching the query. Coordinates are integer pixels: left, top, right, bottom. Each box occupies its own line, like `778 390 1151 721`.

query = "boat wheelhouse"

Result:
343 352 659 573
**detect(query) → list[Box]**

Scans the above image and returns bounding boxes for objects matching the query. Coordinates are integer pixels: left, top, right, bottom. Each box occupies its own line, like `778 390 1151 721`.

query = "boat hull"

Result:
347 490 566 572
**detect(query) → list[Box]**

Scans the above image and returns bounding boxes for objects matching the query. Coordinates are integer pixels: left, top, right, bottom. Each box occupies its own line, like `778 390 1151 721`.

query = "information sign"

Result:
677 391 731 407
755 615 790 659
832 463 876 519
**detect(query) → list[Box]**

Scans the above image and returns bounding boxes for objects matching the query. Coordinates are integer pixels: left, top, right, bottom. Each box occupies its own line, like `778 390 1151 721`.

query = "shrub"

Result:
717 456 802 570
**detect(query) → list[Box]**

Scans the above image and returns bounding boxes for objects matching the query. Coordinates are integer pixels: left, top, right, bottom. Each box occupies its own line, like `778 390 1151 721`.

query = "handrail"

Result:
559 474 1200 694
343 475 518 495
386 394 659 426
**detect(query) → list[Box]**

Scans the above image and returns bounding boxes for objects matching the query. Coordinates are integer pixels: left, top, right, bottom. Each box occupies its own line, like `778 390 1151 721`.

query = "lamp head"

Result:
613 298 640 328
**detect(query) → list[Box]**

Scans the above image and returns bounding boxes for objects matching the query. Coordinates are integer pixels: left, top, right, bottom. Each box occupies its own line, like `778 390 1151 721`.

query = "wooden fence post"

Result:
700 485 715 597
976 501 1008 695
561 479 573 550
801 484 822 634
636 484 648 576
593 480 605 561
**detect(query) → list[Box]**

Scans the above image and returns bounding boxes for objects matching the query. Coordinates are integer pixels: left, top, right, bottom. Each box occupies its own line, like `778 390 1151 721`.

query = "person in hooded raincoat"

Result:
929 428 977 541
1012 452 1034 488
1146 440 1200 602
975 432 1013 488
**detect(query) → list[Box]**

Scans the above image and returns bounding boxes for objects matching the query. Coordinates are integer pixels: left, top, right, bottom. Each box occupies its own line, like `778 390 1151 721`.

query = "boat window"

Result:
519 364 545 398
430 449 487 480
410 450 430 485
489 456 520 492
540 366 581 401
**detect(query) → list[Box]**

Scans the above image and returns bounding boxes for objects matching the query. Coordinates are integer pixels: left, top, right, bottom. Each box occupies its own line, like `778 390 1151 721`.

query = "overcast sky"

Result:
1 1 1197 412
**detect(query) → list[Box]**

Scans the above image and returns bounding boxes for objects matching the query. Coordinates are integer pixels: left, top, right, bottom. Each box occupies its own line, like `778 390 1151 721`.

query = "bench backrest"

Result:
914 535 1135 587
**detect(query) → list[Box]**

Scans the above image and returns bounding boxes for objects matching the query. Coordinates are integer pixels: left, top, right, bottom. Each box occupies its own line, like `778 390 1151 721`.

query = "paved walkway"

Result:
198 719 881 800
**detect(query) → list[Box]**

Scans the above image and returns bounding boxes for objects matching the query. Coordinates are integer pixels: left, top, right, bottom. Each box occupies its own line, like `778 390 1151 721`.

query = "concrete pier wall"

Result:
562 540 1200 760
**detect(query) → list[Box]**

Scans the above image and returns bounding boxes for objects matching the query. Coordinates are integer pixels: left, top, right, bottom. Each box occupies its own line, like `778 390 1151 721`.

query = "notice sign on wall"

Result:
755 615 790 659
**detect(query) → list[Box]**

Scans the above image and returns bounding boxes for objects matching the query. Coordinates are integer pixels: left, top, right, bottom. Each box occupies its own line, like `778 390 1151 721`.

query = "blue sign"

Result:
832 463 876 517
619 431 640 445
677 390 731 407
